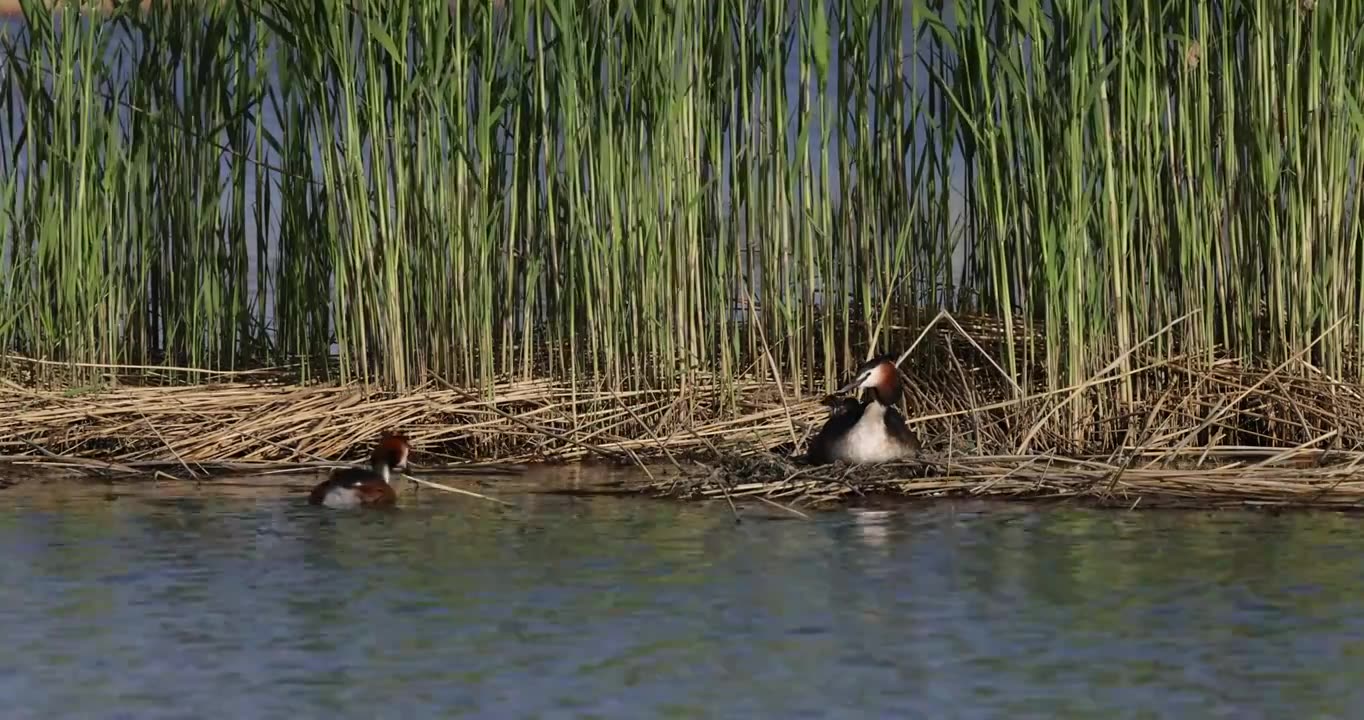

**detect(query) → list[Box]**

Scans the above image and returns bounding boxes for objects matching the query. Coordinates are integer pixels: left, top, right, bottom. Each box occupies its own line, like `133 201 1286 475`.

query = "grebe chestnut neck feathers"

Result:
805 355 920 465
308 433 411 509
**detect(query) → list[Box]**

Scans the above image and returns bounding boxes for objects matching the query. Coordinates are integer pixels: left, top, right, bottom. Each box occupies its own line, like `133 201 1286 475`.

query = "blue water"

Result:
0 472 1362 718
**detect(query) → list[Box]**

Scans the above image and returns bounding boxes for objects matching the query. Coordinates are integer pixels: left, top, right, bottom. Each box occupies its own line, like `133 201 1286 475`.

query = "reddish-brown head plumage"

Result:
868 360 899 401
371 432 411 471
835 354 903 406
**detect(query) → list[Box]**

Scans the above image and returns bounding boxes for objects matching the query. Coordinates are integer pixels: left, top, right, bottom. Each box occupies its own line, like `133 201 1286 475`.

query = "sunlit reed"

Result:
0 0 1359 453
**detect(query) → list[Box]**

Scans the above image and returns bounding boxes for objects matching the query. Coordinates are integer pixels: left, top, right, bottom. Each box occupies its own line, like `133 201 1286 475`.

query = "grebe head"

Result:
369 432 412 482
835 355 902 406
821 394 862 418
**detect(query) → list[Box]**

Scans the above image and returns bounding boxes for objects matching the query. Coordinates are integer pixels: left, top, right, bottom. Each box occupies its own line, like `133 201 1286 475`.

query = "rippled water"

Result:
1 469 1362 718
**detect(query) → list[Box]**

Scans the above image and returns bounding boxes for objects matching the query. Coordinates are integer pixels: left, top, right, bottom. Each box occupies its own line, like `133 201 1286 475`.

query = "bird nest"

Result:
645 447 1364 512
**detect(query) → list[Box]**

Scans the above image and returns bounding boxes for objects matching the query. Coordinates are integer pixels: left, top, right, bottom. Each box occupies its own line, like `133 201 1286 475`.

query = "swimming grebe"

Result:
805 355 920 464
307 433 411 508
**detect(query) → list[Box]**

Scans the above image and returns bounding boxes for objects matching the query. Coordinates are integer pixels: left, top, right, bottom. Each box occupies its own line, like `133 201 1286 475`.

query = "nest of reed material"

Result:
650 448 1364 512
645 310 1364 511
4 309 1364 511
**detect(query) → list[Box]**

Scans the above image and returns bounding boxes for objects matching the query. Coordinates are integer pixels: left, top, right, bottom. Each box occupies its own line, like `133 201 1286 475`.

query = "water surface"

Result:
1 469 1362 718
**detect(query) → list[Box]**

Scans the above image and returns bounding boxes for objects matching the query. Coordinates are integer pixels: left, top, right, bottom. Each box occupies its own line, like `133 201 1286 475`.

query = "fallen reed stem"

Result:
3 327 1364 511
402 474 516 507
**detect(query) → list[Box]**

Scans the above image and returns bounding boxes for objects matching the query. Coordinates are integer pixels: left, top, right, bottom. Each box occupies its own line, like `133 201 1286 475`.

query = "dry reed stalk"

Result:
648 450 1364 510
401 473 515 506
0 371 825 471
7 334 1364 512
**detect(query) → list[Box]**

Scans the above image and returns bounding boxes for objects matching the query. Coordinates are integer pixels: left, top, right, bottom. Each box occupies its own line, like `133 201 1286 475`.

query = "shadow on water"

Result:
1 466 1364 717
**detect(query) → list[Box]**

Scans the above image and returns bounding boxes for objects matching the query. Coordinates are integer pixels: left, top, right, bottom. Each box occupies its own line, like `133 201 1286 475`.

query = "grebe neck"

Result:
369 458 393 484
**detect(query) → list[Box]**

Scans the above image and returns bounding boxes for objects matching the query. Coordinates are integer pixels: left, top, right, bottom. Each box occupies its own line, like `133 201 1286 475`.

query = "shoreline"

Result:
5 419 1364 513
6 352 1364 512
5 454 1363 513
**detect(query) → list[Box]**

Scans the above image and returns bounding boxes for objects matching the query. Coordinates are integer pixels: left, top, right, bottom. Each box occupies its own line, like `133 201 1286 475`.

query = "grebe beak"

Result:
835 377 864 395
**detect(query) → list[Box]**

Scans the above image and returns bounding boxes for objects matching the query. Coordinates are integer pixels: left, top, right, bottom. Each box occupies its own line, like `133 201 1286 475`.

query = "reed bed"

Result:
653 451 1364 511
0 0 1360 508
7 315 1364 512
0 361 822 472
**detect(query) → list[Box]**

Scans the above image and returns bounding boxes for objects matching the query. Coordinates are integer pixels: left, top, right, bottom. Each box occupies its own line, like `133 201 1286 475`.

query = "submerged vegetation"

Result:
0 0 1362 490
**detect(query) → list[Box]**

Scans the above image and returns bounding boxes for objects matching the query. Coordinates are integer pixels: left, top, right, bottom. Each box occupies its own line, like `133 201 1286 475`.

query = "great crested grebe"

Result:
805 355 921 464
308 433 411 509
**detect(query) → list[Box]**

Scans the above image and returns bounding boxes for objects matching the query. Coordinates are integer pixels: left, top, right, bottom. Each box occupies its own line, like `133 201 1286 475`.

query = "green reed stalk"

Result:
0 0 1360 450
